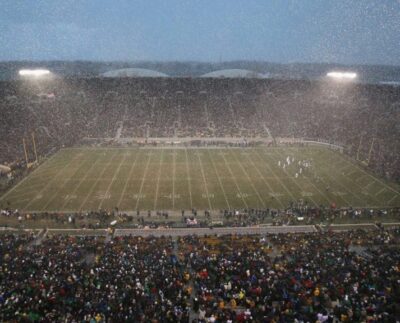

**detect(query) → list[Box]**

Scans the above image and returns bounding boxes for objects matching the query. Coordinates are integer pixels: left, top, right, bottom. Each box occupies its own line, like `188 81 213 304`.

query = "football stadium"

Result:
1 2 400 322
1 77 399 215
1 70 400 322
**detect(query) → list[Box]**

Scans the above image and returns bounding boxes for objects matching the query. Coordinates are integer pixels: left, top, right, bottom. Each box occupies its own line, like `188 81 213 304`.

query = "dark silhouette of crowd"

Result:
0 77 399 183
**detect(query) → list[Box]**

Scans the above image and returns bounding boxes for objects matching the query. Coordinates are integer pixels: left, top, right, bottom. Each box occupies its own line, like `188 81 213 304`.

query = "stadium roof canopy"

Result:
101 68 169 78
201 69 264 78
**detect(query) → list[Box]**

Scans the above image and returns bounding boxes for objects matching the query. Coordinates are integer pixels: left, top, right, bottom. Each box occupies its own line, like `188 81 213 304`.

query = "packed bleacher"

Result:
179 231 400 321
0 78 399 183
1 230 399 321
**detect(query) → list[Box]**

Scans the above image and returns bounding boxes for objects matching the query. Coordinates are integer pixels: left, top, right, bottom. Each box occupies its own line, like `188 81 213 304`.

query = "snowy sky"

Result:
0 0 399 65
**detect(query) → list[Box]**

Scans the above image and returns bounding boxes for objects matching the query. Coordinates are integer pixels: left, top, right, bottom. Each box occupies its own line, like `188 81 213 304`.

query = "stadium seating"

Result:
1 230 399 321
0 78 399 182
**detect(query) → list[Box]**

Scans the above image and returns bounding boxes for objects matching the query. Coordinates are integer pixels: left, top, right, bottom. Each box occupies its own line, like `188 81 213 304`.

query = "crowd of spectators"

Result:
0 234 191 321
0 78 399 182
0 229 399 322
180 230 400 322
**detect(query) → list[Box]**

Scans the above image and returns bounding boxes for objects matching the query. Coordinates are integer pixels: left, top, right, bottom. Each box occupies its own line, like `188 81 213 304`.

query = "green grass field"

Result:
1 146 399 212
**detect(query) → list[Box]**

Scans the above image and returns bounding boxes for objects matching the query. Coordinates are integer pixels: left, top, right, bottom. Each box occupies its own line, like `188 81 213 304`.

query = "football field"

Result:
1 146 399 212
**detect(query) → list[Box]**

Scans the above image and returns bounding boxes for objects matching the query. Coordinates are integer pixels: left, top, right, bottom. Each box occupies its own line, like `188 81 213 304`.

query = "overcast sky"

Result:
0 0 399 65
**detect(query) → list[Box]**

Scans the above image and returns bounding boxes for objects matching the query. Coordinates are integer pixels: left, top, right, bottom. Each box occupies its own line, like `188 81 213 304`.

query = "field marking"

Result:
29 163 77 173
40 156 99 211
134 152 152 210
22 153 83 210
375 187 386 196
10 197 31 204
243 153 285 208
303 178 332 205
153 150 164 210
254 149 297 204
117 151 141 208
339 153 400 196
280 149 336 206
0 152 63 202
98 152 128 209
205 149 231 209
11 185 52 198
272 150 324 206
345 170 360 177
229 149 266 208
319 149 383 206
196 151 213 210
12 182 51 195
216 149 248 209
355 174 368 184
59 157 104 210
184 148 193 209
297 171 332 205
172 149 176 209
314 165 359 207
28 168 67 179
51 175 313 181
337 164 352 174
364 177 377 188
3 190 40 200
78 151 119 211
388 194 399 204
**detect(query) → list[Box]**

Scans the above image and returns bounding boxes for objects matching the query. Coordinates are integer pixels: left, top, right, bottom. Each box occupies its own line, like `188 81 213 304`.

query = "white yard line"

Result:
304 177 334 205
388 194 399 205
41 156 97 211
345 170 359 177
365 180 377 189
153 150 165 210
4 190 40 200
375 187 386 197
206 150 233 210
340 154 400 195
30 162 75 173
11 182 51 195
214 149 248 208
184 148 193 209
355 174 368 183
30 167 70 178
254 149 297 205
196 151 213 210
22 154 82 210
78 151 119 211
229 149 265 208
319 149 382 206
134 152 152 210
98 152 128 209
243 153 285 209
172 149 176 209
117 151 141 208
0 152 61 202
59 157 104 210
315 167 358 206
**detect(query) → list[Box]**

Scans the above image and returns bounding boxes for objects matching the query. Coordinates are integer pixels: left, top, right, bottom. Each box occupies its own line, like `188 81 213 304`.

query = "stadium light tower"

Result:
19 69 51 78
326 71 357 81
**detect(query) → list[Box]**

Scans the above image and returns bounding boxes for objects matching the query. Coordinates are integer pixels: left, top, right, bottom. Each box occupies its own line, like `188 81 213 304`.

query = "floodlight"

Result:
326 71 357 80
19 69 51 77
